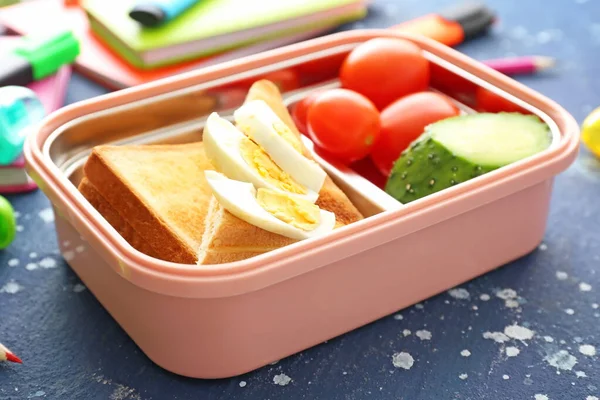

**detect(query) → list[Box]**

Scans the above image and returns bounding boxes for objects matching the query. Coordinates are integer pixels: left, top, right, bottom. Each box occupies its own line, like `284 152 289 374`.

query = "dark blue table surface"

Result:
1 1 600 399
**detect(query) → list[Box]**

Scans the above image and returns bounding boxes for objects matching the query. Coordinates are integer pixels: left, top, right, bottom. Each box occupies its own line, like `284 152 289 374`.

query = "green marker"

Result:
0 195 16 250
0 29 80 87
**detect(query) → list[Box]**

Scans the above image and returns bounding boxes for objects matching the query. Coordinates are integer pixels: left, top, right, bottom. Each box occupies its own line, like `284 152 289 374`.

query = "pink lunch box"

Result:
23 30 579 379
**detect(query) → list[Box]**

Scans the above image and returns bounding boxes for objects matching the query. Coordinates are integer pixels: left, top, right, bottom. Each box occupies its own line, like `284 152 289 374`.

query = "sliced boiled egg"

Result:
234 100 327 195
203 112 320 202
204 170 336 240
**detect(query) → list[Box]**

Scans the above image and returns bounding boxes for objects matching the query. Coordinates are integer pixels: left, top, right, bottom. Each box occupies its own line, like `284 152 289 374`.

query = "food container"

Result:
24 30 579 379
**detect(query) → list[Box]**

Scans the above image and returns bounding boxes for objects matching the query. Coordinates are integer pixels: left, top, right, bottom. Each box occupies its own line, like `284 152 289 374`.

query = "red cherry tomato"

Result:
370 92 460 176
291 91 322 134
340 38 430 109
307 89 381 163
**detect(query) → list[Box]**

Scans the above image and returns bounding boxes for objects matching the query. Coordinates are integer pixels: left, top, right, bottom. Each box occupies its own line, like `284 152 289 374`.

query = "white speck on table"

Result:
402 330 411 337
416 330 432 341
39 257 57 269
460 349 471 357
239 381 246 388
459 373 468 380
7 258 19 267
544 336 555 343
556 271 568 280
479 294 491 301
503 374 510 380
448 288 470 299
496 288 518 300
273 374 291 386
393 314 403 320
545 350 578 371
73 284 86 293
392 352 414 370
579 282 592 292
504 324 535 341
25 263 38 271
38 208 55 223
534 395 549 400
483 331 510 343
506 347 520 357
0 281 23 294
575 370 587 378
565 308 575 315
579 344 596 356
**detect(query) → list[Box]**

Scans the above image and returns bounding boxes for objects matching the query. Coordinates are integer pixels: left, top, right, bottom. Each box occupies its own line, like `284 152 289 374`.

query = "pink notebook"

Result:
0 36 72 193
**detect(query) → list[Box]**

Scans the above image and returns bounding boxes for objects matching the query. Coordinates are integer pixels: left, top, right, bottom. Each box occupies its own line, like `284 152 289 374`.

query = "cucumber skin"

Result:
384 135 497 204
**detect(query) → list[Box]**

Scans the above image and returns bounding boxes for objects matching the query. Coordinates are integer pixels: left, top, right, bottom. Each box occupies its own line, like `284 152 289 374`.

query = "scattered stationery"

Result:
0 0 349 89
129 0 201 27
581 106 600 158
0 342 21 363
0 155 37 193
0 29 79 87
0 37 71 193
482 55 555 76
0 194 16 249
0 86 46 166
391 0 495 47
83 0 367 69
0 36 72 114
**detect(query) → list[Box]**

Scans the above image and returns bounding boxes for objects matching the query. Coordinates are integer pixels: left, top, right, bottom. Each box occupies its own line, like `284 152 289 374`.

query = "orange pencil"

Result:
0 342 22 364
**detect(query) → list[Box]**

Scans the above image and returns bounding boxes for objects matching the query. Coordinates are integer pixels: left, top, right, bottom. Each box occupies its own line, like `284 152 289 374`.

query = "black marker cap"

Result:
0 53 34 87
129 4 166 27
439 1 496 40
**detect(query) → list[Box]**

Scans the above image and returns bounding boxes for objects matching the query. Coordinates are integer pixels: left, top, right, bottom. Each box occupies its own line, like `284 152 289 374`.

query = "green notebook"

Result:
83 0 367 70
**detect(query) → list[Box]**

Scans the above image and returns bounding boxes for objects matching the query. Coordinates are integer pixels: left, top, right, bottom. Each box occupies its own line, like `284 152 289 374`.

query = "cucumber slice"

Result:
385 112 552 204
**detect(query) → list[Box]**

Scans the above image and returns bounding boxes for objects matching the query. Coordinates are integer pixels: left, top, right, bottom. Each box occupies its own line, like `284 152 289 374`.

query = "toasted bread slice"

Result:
196 80 363 264
78 177 159 258
81 80 363 265
82 142 214 264
198 197 297 264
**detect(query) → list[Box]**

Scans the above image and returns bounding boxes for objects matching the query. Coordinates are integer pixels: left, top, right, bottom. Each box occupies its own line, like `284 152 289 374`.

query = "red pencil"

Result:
482 56 555 76
0 342 22 364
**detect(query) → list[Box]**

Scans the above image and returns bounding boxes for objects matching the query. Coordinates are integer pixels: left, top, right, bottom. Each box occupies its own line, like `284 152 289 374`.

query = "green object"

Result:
82 0 367 69
385 113 552 204
13 29 80 80
0 195 16 249
0 0 20 8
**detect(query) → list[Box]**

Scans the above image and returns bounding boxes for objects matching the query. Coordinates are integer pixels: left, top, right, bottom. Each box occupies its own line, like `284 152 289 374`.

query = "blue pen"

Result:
129 0 200 27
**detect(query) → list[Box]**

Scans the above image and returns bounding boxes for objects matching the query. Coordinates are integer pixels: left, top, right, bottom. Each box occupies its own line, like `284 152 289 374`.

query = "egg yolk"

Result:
272 121 304 153
239 138 306 194
256 188 321 231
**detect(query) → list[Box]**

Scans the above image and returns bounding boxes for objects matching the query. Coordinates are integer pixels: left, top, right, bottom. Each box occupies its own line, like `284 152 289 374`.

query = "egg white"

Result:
204 170 336 240
203 112 319 202
234 100 327 195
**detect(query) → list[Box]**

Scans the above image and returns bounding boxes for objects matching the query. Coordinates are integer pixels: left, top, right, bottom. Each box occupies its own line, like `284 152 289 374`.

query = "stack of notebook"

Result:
0 0 367 89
